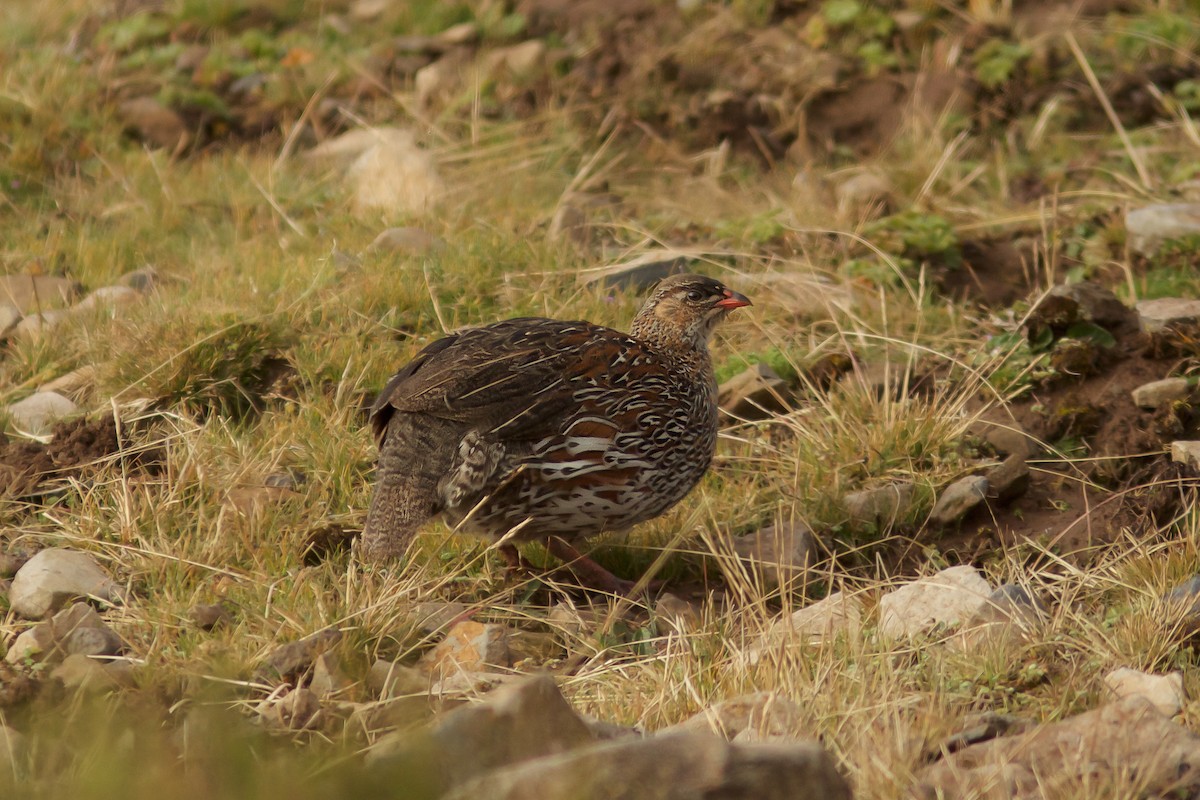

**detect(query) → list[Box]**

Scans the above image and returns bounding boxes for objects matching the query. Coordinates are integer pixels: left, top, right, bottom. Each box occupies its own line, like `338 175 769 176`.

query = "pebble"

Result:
419 620 512 679
260 629 342 683
1170 440 1200 470
442 728 852 800
1126 203 1200 254
118 97 188 150
949 584 1048 652
51 654 123 693
6 391 77 436
411 601 470 634
717 364 792 422
732 520 816 589
257 687 323 730
0 274 80 313
1132 377 1192 409
844 482 914 528
741 592 863 667
984 455 1030 503
1136 297 1200 333
878 566 992 639
929 476 989 526
310 652 353 698
368 226 445 256
1046 282 1130 328
8 548 125 620
1103 668 1185 717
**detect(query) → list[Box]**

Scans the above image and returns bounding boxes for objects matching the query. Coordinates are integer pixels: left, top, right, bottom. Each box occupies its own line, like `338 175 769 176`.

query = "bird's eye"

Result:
685 289 704 302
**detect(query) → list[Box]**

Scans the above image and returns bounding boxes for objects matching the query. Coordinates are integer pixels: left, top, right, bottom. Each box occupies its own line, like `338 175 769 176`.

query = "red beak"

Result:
714 288 751 310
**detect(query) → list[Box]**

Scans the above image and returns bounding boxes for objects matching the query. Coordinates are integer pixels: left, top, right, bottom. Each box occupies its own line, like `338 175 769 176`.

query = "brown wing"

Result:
369 318 637 444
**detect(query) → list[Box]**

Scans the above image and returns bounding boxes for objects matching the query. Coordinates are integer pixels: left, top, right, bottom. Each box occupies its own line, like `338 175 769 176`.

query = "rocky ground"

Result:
7 0 1200 798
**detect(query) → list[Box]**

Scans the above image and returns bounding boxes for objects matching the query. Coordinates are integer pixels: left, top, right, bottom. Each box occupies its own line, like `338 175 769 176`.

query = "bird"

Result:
360 273 751 593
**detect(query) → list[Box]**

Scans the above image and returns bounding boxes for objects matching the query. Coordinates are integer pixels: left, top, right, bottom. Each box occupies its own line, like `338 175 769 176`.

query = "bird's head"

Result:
630 273 751 351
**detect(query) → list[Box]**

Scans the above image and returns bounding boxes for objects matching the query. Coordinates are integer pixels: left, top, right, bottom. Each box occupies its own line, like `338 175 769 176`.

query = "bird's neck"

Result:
630 319 714 380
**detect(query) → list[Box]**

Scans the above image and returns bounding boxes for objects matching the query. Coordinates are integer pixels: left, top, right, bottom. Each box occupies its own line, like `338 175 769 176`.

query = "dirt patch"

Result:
0 415 161 499
942 237 1043 308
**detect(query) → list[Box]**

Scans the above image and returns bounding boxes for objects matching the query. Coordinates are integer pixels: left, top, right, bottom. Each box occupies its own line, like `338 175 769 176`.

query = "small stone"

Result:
118 97 188 150
949 584 1048 652
51 654 120 692
1104 668 1185 717
442 729 852 800
578 249 696 291
367 674 594 790
547 602 602 640
0 274 80 313
844 482 914 528
835 172 893 217
346 129 443 216
878 566 993 639
117 266 162 292
1137 297 1200 333
435 22 478 46
732 520 816 589
419 620 512 678
257 687 323 730
1127 203 1200 255
310 652 353 699
484 41 546 76
1133 377 1192 409
38 365 98 400
62 625 124 658
740 592 863 667
1171 441 1200 470
5 624 57 664
672 693 805 742
8 548 125 620
1047 282 1130 328
718 364 792 422
75 285 139 311
930 476 989 526
0 304 20 337
411 601 470 633
10 385 80 430
260 629 342 683
367 659 428 699
969 417 1036 459
1164 575 1200 621
654 593 702 634
12 310 68 340
984 455 1030 504
349 0 387 20
188 603 232 631
368 226 445 256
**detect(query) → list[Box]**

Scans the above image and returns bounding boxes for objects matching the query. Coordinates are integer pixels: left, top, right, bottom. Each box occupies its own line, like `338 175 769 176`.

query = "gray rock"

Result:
0 274 80 313
835 171 893 217
368 674 595 793
368 226 445 256
845 482 914 528
1104 668 1185 717
117 266 162 292
257 687 323 730
578 249 696 291
5 623 57 664
1046 282 1130 328
984 455 1030 503
718 364 792 422
188 603 232 631
0 304 21 337
930 476 989 526
739 593 865 666
879 566 992 639
367 659 428 699
118 97 188 150
6 391 77 436
12 310 69 341
442 729 852 800
51 654 124 693
411 601 469 633
1171 440 1200 470
732 520 816 589
918 696 1200 799
75 285 139 311
949 584 1049 652
968 417 1036 460
260 629 341 683
654 593 702 635
63 625 124 658
484 40 547 76
1137 297 1200 333
8 548 125 620
1133 377 1192 409
7 597 123 663
672 692 805 742
310 652 353 698
1127 203 1200 254
0 551 31 578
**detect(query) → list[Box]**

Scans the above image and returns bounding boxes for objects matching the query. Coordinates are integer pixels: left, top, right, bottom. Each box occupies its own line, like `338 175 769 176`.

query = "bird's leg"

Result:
544 536 658 596
497 542 535 576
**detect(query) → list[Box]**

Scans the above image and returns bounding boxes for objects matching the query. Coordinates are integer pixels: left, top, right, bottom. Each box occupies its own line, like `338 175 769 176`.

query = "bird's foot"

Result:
544 536 663 597
498 542 537 578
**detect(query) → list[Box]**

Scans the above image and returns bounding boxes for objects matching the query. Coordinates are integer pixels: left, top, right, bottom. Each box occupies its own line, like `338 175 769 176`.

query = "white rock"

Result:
878 566 992 639
1132 377 1192 409
1126 203 1200 254
75 285 139 311
345 129 444 216
13 310 68 340
8 548 126 620
1137 297 1200 333
0 304 21 337
739 592 863 667
1171 441 1200 470
929 476 989 526
1103 668 1185 717
6 391 77 436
